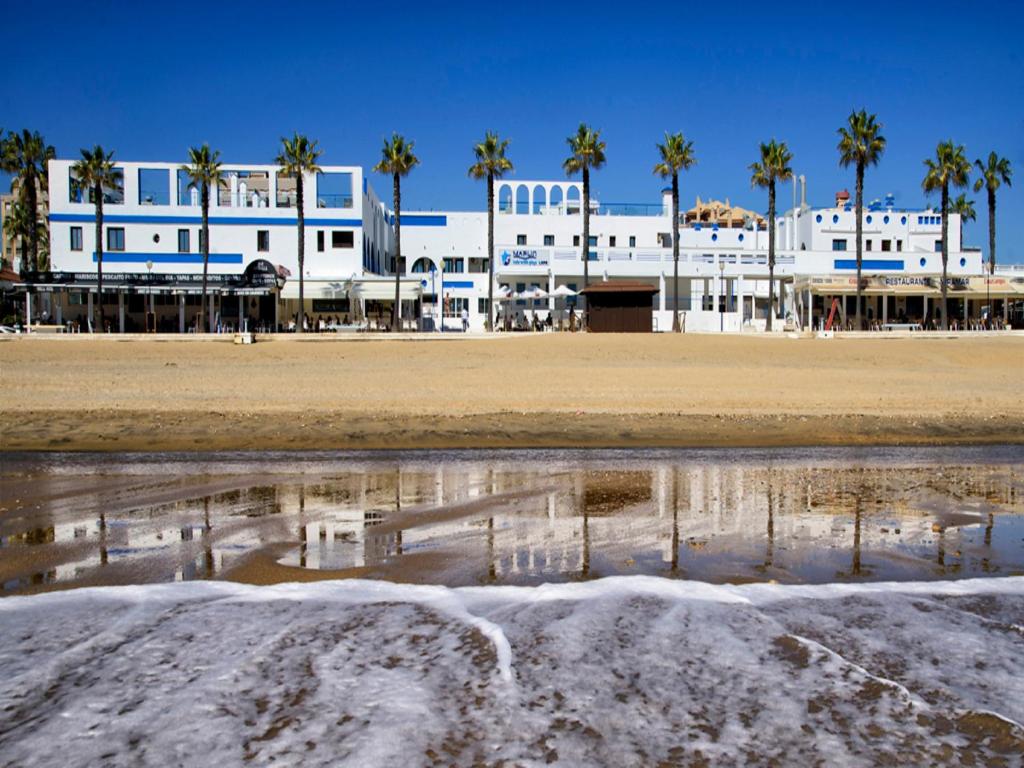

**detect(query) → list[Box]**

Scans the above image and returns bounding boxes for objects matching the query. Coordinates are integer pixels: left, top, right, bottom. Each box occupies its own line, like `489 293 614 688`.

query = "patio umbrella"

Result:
550 285 577 297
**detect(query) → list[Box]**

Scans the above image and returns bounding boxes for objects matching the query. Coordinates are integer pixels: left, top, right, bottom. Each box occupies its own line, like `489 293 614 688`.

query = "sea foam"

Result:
1 576 1022 766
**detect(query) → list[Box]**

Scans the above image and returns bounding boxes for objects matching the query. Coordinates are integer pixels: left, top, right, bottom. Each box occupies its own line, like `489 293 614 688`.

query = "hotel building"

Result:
20 156 1022 332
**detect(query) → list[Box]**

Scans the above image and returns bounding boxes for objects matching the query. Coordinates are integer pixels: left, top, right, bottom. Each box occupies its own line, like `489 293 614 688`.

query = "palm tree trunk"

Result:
297 174 305 335
988 188 996 277
27 166 38 272
487 172 494 332
582 165 590 330
855 164 864 331
95 184 104 333
392 173 402 331
940 184 949 331
201 184 210 333
766 182 775 332
671 172 680 332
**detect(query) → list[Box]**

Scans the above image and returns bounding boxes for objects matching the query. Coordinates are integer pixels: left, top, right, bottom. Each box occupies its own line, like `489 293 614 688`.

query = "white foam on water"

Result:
1 576 1023 766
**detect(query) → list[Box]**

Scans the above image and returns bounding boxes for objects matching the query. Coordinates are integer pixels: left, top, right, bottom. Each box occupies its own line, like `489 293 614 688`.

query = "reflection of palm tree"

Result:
581 510 591 578
98 512 108 566
982 513 994 573
670 470 680 574
298 486 307 568
487 517 496 582
203 496 214 577
764 482 775 570
851 499 862 576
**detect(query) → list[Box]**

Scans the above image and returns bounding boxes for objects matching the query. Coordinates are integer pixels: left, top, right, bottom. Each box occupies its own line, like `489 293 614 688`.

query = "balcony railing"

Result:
218 190 271 208
316 194 354 209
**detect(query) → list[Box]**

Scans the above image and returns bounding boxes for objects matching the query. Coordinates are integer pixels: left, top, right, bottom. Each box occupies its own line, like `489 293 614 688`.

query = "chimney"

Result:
835 189 850 208
800 175 806 209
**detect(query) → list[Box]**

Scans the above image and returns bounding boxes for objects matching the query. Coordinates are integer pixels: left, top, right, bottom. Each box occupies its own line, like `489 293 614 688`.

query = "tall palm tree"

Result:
373 133 419 331
973 152 1012 278
563 124 606 328
181 144 222 332
750 140 794 332
276 134 323 334
1 129 55 272
837 110 886 330
469 131 513 332
923 140 971 330
653 132 697 332
71 146 117 332
951 193 976 248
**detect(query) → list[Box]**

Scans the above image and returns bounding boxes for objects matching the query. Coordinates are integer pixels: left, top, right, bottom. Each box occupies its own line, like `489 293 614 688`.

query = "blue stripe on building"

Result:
442 280 474 289
52 213 361 228
833 259 905 270
93 252 244 264
388 214 447 227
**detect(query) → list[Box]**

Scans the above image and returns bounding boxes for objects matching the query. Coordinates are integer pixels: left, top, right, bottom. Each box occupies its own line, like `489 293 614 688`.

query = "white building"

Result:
29 156 1018 333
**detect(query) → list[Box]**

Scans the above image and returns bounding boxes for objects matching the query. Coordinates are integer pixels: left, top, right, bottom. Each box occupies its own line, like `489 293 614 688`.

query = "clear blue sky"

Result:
3 0 1022 262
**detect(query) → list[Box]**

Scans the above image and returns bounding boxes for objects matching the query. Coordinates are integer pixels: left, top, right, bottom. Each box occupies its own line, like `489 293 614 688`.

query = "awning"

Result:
794 274 1024 296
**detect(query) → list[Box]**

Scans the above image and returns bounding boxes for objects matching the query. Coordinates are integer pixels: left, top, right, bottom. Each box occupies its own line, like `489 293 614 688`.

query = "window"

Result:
198 230 206 252
332 230 354 248
866 215 873 224
934 240 942 252
443 257 464 273
609 236 616 247
658 233 672 247
138 168 170 205
107 228 125 251
831 239 847 251
257 230 270 252
517 234 527 245
317 231 325 252
881 240 891 252
815 214 822 223
315 171 353 208
543 235 554 246
70 226 82 251
629 236 636 248
177 170 200 206
573 235 580 246
276 172 297 208
177 229 190 253
218 170 270 208
832 214 839 224
896 240 903 252
72 167 124 205
588 236 597 247
477 298 490 315
866 239 873 251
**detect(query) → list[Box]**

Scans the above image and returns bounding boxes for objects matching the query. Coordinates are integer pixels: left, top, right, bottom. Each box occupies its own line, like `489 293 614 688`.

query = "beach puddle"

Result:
1 446 1021 593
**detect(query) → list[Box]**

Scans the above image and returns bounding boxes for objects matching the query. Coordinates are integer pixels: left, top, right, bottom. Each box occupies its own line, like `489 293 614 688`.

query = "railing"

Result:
218 190 271 208
316 194 354 209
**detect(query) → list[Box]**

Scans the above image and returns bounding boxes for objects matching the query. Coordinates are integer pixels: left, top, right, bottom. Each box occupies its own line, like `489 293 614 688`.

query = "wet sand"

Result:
1 334 1022 450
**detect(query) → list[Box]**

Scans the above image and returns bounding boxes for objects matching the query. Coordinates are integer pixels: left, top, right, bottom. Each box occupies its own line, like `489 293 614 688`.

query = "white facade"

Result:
41 157 998 332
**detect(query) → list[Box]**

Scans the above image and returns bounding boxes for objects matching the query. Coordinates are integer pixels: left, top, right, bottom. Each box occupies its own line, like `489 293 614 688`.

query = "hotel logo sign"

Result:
500 249 549 268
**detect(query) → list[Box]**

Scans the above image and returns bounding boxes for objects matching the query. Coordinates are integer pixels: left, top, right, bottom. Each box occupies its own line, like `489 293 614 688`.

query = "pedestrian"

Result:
461 305 469 332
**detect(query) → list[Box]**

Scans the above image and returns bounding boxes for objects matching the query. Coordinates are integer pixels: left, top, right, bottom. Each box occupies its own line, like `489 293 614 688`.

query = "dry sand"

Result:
1 334 1022 450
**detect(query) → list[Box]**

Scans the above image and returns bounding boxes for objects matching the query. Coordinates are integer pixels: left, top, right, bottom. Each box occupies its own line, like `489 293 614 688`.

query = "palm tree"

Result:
951 193 976 248
653 132 697 332
2 199 34 272
923 141 971 330
973 152 1012 278
71 146 117 332
750 140 794 332
563 124 606 328
469 132 513 332
181 144 222 332
276 134 323 334
1 129 55 272
837 110 886 330
373 133 419 331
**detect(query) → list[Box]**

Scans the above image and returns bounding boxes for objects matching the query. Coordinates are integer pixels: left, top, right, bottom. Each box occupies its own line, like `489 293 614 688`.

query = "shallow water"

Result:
1 446 1022 593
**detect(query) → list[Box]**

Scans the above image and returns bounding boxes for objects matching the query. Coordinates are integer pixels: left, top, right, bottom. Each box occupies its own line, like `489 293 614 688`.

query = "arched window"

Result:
550 185 564 212
411 257 435 273
567 185 581 214
533 184 547 214
515 184 529 214
498 184 513 214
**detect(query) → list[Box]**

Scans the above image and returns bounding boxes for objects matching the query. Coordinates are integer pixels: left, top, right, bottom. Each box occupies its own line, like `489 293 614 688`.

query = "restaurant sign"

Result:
500 249 549 267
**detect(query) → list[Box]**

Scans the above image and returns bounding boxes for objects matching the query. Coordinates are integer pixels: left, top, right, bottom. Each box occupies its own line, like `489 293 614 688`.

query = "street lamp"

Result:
718 260 725 333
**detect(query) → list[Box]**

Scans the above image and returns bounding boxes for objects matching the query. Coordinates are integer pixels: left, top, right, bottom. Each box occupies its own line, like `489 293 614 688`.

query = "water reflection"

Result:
1 448 1022 593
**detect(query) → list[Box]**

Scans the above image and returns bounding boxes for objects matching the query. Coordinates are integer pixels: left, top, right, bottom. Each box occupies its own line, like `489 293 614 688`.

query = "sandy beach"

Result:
1 334 1022 450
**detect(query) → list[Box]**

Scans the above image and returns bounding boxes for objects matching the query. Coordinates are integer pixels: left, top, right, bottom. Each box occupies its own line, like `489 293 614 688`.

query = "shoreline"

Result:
3 410 1022 452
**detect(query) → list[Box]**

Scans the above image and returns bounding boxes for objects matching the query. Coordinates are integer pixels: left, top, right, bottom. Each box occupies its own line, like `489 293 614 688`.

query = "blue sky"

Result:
2 0 1022 261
